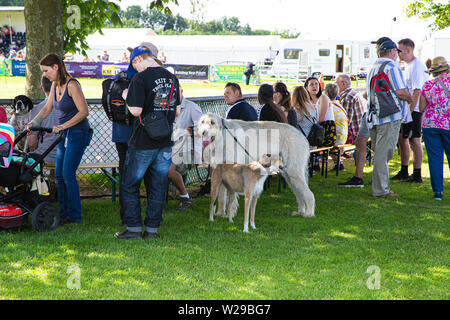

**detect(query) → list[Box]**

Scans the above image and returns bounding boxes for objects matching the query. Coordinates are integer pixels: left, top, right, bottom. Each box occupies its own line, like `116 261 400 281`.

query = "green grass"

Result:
0 76 364 100
0 151 448 299
0 76 260 100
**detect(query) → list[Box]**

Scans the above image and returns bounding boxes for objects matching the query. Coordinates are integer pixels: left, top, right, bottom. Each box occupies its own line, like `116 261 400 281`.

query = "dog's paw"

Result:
209 217 214 222
301 212 315 218
243 227 249 233
290 211 301 216
228 218 234 223
250 222 256 230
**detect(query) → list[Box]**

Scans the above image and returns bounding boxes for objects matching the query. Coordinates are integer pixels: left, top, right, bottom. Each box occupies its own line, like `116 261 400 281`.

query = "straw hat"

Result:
427 56 450 74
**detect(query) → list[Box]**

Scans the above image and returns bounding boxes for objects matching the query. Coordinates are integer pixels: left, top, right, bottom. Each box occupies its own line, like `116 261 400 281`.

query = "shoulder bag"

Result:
139 74 175 141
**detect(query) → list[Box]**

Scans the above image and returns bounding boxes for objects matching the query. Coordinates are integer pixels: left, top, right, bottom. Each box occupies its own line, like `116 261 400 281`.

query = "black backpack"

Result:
101 71 134 125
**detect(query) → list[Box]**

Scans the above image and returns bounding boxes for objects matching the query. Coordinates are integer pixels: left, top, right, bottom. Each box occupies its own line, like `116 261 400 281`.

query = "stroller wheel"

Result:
31 202 60 232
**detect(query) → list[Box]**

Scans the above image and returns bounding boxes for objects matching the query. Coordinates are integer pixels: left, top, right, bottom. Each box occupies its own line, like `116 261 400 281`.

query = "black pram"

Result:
0 126 62 231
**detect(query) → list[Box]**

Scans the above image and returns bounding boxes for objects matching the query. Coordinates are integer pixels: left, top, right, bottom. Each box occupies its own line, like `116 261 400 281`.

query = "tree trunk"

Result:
25 0 65 99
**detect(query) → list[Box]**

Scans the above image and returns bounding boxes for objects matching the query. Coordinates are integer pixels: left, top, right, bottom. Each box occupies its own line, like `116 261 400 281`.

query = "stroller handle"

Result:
14 127 60 146
30 126 54 133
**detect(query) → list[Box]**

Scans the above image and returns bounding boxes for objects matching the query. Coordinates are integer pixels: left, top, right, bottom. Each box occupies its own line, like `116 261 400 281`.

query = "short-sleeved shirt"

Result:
172 98 203 152
126 66 181 150
404 58 429 112
337 87 365 135
225 99 257 121
331 100 349 145
420 74 450 130
29 98 61 163
366 58 409 129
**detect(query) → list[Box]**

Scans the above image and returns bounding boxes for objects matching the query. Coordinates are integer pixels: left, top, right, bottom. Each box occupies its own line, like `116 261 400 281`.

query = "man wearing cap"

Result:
365 40 412 198
115 44 181 240
339 36 391 188
392 38 428 183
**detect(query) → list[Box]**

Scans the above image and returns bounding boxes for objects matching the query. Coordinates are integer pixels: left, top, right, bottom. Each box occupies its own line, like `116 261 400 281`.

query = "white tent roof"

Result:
85 29 281 51
81 29 281 65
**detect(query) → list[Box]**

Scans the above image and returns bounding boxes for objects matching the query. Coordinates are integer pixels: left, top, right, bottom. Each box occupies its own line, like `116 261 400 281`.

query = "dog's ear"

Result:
25 96 34 111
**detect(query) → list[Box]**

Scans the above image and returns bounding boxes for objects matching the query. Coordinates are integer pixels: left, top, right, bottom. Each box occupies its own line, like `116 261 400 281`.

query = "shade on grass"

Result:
0 152 448 299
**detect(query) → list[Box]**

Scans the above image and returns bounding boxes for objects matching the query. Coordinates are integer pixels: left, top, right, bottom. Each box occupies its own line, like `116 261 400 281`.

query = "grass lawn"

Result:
0 76 261 100
0 76 363 100
0 151 448 300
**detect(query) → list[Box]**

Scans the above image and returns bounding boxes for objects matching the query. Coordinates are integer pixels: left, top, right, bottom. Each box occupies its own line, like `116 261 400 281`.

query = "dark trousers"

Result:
245 74 251 85
115 142 151 223
121 147 172 231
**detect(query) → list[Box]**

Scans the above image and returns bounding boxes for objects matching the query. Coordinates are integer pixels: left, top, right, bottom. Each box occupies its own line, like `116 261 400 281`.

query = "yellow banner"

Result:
102 64 115 76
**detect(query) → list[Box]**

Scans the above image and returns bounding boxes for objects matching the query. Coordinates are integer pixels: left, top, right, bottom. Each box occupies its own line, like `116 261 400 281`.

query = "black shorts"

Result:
400 111 422 139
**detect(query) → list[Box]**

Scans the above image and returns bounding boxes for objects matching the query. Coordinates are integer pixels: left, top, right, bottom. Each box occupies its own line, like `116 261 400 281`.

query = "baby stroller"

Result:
0 124 62 231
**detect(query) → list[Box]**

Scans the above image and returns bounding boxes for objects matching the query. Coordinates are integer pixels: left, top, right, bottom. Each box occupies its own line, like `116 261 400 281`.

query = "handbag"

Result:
139 74 175 141
297 114 325 147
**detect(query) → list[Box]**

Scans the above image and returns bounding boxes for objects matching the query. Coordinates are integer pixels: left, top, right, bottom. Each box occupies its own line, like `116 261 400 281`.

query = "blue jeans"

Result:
121 147 172 233
422 128 450 194
55 129 92 222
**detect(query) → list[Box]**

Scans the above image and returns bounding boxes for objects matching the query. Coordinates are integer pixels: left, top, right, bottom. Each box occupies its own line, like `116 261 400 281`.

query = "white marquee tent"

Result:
76 28 282 65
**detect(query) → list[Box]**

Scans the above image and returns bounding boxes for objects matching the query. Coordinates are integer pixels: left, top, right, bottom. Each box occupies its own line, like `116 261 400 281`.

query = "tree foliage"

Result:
405 0 450 31
113 5 300 38
63 0 123 56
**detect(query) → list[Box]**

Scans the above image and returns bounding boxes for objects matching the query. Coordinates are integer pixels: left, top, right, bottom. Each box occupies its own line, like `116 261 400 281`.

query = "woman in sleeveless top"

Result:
305 77 336 147
304 76 334 123
28 53 92 224
291 86 318 138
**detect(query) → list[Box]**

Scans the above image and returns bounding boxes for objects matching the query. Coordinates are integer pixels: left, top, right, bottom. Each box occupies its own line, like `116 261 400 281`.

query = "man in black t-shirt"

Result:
115 45 181 240
224 82 257 121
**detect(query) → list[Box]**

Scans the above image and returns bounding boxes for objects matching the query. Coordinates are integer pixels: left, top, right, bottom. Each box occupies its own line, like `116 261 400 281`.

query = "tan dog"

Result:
209 154 284 233
198 113 315 218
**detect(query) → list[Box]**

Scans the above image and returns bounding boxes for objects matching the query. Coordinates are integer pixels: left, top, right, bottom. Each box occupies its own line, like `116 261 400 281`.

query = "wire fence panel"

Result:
0 94 258 195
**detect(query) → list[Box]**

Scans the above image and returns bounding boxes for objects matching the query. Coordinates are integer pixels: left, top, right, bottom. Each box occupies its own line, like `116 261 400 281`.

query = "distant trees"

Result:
114 5 300 38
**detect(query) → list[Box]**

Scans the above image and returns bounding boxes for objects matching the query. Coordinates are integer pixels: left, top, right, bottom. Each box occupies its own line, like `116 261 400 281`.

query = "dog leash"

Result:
221 118 257 162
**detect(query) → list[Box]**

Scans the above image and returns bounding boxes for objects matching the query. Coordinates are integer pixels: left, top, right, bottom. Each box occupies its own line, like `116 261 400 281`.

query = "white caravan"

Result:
270 39 378 79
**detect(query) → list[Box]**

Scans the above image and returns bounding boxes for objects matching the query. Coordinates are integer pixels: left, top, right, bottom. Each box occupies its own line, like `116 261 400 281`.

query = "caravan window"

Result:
284 49 302 59
319 49 330 57
364 47 370 59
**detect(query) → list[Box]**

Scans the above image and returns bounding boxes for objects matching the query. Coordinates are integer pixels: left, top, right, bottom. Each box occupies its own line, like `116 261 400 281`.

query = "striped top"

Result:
366 58 409 129
0 123 15 168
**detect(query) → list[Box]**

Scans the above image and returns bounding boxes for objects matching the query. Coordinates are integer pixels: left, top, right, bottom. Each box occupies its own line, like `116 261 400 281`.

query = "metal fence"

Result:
0 94 259 196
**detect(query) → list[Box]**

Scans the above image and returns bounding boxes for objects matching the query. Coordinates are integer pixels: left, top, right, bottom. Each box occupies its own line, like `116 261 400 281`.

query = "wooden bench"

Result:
329 144 356 176
309 146 333 178
44 162 120 202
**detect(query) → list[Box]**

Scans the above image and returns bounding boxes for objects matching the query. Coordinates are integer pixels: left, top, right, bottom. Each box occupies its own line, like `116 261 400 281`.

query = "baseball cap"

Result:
371 37 392 45
126 44 163 75
379 40 402 52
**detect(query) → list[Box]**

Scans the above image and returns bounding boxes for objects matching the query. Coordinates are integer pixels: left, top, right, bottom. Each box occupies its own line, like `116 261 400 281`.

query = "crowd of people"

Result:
0 35 446 239
0 25 26 62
